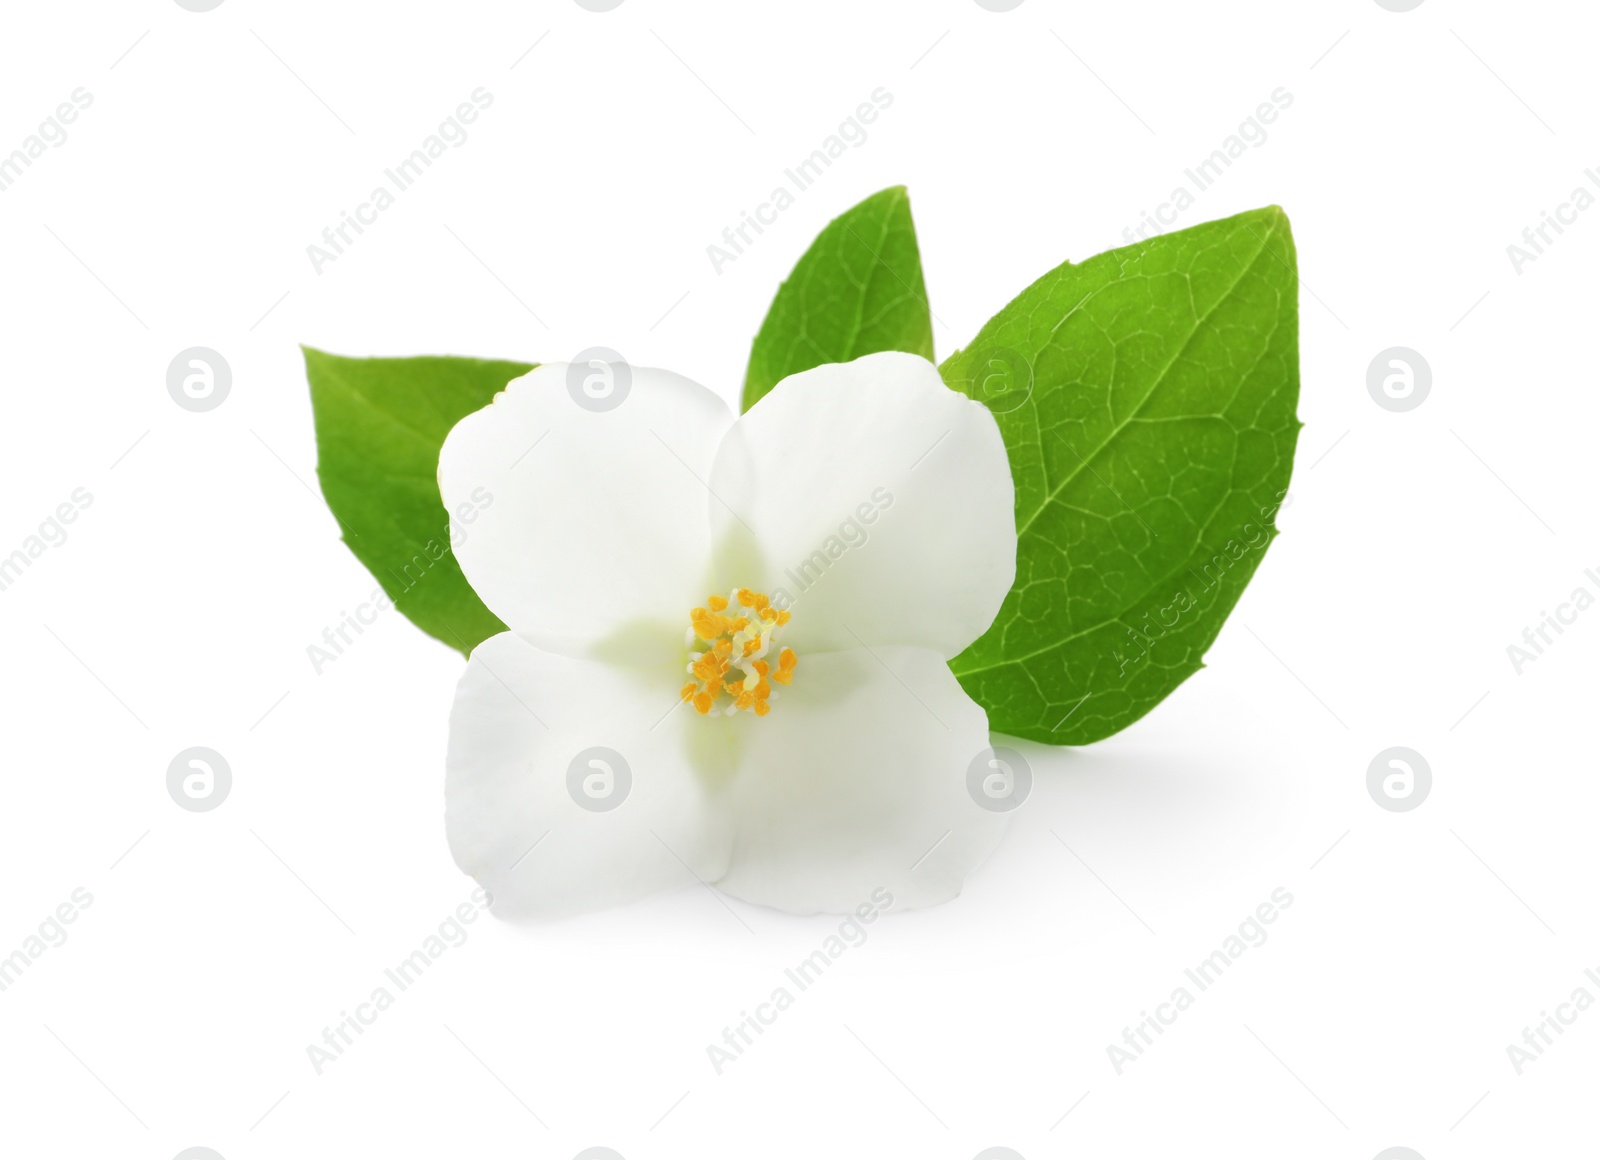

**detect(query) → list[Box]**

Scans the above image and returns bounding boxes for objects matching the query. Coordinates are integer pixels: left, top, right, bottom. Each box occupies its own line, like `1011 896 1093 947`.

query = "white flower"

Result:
437 351 1017 917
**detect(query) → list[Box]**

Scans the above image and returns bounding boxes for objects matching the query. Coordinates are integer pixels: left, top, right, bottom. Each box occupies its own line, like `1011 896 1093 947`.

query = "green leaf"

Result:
303 348 534 655
741 185 934 412
943 207 1302 745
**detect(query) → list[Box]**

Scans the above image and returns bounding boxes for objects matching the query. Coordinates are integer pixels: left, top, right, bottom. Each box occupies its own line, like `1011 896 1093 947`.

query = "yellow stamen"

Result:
682 589 795 718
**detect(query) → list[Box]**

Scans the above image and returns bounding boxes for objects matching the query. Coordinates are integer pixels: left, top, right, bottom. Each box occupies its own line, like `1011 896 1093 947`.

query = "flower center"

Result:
681 588 798 717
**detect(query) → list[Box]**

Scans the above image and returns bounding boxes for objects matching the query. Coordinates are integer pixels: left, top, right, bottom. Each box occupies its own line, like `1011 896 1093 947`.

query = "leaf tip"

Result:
300 344 335 377
1258 204 1292 231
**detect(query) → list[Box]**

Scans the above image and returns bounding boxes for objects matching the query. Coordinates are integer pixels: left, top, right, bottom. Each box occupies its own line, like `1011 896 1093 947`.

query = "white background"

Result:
1 1 1595 1158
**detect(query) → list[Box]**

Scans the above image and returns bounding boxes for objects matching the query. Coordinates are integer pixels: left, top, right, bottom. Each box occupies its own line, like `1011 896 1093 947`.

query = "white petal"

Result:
438 363 733 661
708 352 1015 658
713 646 1011 914
446 632 733 919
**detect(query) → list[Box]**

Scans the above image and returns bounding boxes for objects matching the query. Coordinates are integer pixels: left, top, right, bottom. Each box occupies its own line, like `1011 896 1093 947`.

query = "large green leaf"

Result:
741 185 934 412
303 348 534 654
943 207 1301 744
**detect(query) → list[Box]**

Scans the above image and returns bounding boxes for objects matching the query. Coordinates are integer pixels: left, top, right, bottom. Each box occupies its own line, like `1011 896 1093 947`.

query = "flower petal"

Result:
446 632 733 919
713 646 1011 914
438 363 733 660
708 352 1015 658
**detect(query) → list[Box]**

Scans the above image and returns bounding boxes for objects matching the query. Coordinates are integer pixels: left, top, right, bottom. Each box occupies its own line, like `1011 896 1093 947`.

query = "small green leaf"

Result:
741 185 934 412
943 207 1302 745
303 348 534 655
